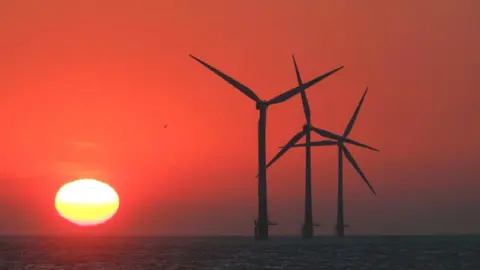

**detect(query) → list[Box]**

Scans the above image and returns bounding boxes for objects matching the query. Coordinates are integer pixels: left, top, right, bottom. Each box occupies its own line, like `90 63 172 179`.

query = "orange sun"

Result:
55 179 120 226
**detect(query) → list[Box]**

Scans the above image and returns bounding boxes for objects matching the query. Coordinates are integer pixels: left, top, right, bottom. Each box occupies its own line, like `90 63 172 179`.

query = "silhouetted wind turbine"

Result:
263 56 321 239
190 54 344 240
288 87 378 237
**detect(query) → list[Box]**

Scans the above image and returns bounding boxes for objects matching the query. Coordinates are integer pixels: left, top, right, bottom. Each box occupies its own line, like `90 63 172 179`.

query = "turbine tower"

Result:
289 87 378 237
292 55 317 239
190 54 343 240
264 58 376 239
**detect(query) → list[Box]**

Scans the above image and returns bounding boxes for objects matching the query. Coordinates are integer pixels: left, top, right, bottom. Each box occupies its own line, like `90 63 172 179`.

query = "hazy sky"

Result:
0 1 479 236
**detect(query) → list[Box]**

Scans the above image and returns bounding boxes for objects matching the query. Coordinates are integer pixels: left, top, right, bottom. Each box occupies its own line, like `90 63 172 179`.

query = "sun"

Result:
55 179 120 226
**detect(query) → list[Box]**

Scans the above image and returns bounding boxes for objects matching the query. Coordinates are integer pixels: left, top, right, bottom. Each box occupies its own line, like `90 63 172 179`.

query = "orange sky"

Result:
0 1 479 236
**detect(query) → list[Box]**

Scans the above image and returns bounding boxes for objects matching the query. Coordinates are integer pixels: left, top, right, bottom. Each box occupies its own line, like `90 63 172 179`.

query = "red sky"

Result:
0 1 479 236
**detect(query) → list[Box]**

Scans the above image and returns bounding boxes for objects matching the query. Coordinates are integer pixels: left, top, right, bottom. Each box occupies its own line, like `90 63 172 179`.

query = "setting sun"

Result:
55 179 120 226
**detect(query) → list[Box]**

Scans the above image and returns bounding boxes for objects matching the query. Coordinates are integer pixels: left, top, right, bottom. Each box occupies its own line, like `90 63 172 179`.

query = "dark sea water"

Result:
0 235 479 269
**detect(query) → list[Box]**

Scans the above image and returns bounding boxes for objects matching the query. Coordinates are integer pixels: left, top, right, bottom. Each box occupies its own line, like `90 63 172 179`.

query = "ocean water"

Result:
0 235 479 269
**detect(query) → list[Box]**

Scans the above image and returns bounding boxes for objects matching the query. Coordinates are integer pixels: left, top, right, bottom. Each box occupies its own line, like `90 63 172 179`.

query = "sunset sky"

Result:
0 1 479 236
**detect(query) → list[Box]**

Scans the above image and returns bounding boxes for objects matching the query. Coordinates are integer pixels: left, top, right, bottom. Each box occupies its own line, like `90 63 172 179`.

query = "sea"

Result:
0 235 479 269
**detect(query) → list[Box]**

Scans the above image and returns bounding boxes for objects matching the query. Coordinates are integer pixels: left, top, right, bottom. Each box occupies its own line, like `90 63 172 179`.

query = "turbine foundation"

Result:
302 223 314 239
255 220 269 240
335 224 346 237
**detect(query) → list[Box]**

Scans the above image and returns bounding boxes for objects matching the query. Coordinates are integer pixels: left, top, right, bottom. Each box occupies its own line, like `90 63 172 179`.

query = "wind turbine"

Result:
287 87 378 237
264 55 319 239
190 54 344 240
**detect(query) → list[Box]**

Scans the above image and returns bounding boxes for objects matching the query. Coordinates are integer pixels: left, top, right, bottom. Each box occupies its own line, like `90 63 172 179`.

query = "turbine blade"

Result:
300 91 311 125
292 55 303 85
344 87 368 137
189 55 261 102
293 56 312 124
311 140 338 146
279 143 307 148
310 126 344 141
279 140 337 148
266 65 344 105
266 130 306 169
343 138 379 152
342 146 376 195
311 126 379 152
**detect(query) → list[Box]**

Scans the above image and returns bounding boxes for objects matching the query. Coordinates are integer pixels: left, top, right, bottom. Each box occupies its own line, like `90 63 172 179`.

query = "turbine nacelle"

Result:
302 124 311 132
256 101 268 110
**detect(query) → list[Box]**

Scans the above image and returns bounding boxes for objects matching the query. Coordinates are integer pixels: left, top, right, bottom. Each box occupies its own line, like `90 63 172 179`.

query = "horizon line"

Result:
2 233 480 238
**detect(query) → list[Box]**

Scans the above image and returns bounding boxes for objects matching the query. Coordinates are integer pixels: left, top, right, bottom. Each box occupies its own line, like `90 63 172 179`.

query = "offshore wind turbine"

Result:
190 54 344 240
289 87 378 237
264 58 377 239
292 55 318 239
